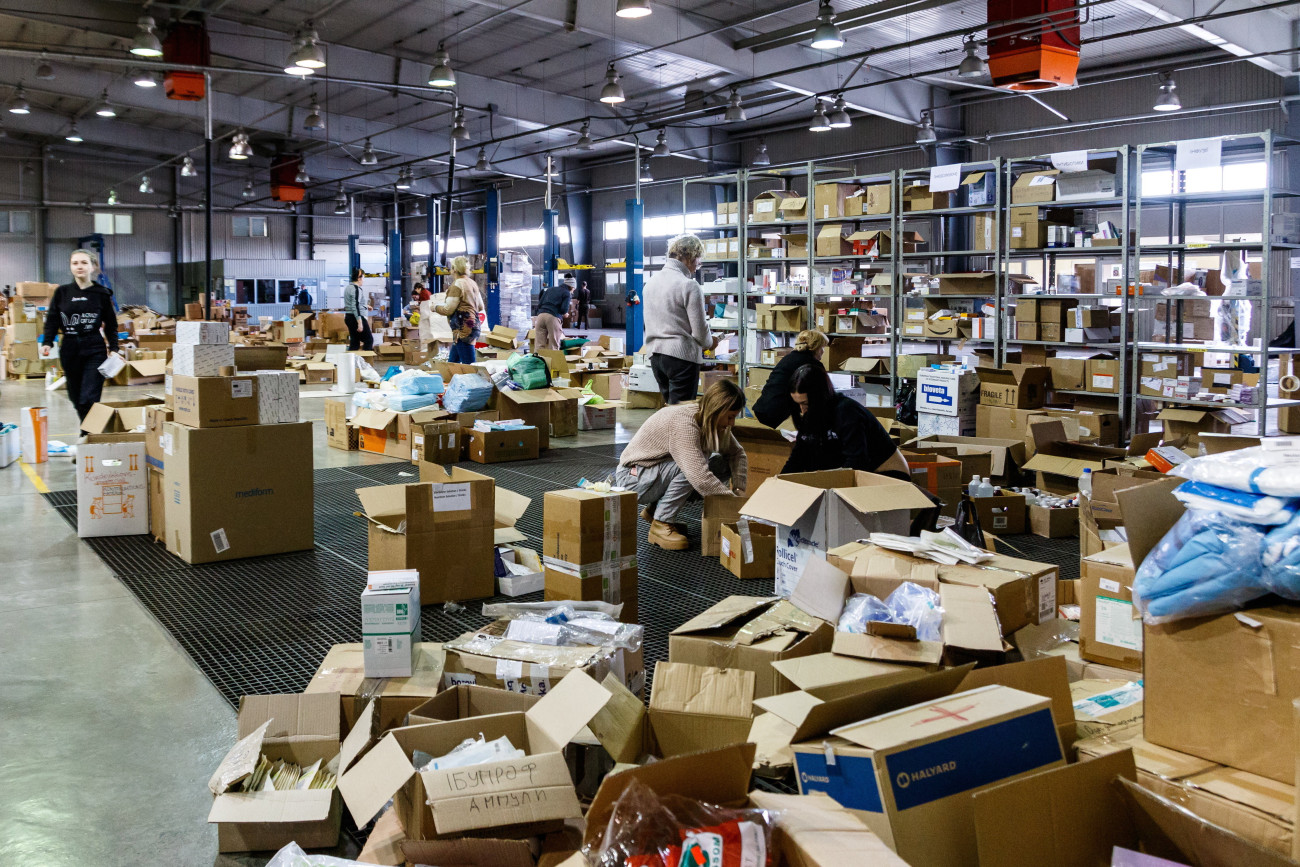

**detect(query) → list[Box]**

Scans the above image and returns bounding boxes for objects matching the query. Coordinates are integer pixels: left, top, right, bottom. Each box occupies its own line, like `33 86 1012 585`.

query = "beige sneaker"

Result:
647 520 689 551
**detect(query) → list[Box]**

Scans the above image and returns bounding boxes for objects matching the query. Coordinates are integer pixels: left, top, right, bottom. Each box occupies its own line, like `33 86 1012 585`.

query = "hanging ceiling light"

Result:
638 159 653 183
808 102 832 132
242 179 255 198
1154 72 1181 112
36 53 54 81
132 68 159 88
752 137 771 167
360 138 378 166
94 90 116 118
107 188 118 206
130 15 164 57
229 130 253 159
616 0 652 18
474 147 490 172
576 122 593 150
810 1 844 50
427 45 456 88
64 122 83 143
139 175 153 194
411 199 423 217
599 63 625 104
284 34 315 76
828 95 852 128
652 128 669 158
304 101 324 131
396 167 412 190
294 162 310 184
452 109 470 142
957 36 987 79
724 87 746 123
6 86 29 115
545 156 561 177
361 203 374 222
181 155 196 177
916 110 937 144
333 185 348 214
291 27 326 69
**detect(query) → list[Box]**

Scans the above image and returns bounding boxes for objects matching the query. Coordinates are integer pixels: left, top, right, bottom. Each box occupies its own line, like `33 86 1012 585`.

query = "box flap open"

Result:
523 668 612 752
739 477 827 527
352 408 398 430
671 596 778 635
649 662 755 720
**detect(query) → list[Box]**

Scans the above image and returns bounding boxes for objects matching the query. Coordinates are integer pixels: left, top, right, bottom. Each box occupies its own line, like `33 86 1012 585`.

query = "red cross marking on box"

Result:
914 703 976 726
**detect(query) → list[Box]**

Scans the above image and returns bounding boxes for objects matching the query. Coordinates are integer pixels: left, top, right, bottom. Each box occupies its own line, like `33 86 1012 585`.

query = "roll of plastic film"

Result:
1280 375 1300 394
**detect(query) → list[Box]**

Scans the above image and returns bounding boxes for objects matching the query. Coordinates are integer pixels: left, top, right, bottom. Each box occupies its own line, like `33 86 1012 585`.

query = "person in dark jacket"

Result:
752 330 827 428
533 275 572 351
574 279 591 329
782 362 909 479
41 248 120 427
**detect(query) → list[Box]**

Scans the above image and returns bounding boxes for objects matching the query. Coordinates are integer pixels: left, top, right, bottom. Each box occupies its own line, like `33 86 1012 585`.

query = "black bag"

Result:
953 494 987 549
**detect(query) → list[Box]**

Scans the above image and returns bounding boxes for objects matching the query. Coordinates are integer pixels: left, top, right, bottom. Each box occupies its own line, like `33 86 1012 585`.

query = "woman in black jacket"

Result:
782 361 910 478
41 248 120 427
751 329 827 427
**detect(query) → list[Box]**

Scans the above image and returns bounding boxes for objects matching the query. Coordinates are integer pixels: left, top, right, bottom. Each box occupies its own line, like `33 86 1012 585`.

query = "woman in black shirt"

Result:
752 330 827 427
782 361 909 478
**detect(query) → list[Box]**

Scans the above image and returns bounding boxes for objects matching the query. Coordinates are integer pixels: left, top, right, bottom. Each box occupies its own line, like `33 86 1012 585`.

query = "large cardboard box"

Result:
815 224 853 257
1078 544 1141 672
669 596 832 699
171 375 260 428
1046 357 1087 391
1086 357 1121 394
542 488 638 619
408 683 540 727
234 344 289 372
1158 407 1250 445
916 367 978 417
1011 169 1059 203
305 642 444 735
756 303 807 333
752 190 796 223
208 692 342 853
495 387 577 449
813 183 858 219
357 467 500 604
648 661 755 757
973 493 1026 534
905 435 1026 485
976 365 1051 408
353 407 444 460
148 466 166 542
732 419 793 497
793 684 1064 866
176 320 230 344
336 669 612 837
466 426 541 462
76 440 148 538
324 398 357 451
172 342 236 378
740 470 935 596
163 421 313 564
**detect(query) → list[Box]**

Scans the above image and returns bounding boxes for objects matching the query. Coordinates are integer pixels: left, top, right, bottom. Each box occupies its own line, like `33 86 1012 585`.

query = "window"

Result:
232 215 268 237
0 210 33 234
93 212 132 235
498 226 572 248
256 279 275 303
604 211 713 241
278 280 297 303
1141 160 1267 196
410 237 467 257
234 279 255 304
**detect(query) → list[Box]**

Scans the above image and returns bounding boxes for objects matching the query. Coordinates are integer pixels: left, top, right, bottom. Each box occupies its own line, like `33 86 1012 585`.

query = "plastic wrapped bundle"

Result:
1173 479 1298 525
1172 444 1300 497
385 392 441 412
442 373 494 412
1132 509 1268 623
1263 509 1300 600
837 594 892 634
394 370 445 395
836 581 943 641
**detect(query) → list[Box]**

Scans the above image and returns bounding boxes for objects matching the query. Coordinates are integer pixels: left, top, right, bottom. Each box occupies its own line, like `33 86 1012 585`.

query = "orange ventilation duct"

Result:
270 156 305 203
987 0 1080 91
163 21 210 101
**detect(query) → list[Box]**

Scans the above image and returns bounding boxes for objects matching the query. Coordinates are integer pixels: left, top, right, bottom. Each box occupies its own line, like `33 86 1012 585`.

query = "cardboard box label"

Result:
1091 374 1114 390
794 752 884 813
1094 597 1141 651
1038 573 1056 624
1029 175 1055 187
433 483 472 512
211 528 230 553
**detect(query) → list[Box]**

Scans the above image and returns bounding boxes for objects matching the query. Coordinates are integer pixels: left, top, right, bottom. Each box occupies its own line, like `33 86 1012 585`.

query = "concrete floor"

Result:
0 374 644 866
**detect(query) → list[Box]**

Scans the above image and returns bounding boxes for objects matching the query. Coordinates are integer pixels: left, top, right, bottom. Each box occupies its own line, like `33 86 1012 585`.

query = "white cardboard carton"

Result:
362 570 421 678
255 370 301 424
176 320 232 345
173 342 236 377
76 441 148 537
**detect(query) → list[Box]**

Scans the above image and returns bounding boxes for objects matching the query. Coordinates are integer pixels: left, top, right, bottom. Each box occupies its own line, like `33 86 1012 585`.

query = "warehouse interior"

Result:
1 0 1300 864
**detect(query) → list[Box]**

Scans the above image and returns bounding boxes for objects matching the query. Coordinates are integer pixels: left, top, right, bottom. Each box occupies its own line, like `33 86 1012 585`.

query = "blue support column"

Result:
485 188 501 329
347 234 360 275
625 198 644 353
542 208 559 291
388 228 402 321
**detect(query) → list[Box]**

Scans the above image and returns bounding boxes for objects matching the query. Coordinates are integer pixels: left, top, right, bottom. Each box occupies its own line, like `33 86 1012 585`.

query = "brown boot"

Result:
647 520 689 551
641 507 686 534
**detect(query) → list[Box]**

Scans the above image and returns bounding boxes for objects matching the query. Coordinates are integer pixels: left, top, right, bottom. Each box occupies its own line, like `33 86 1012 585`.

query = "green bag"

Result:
507 352 552 390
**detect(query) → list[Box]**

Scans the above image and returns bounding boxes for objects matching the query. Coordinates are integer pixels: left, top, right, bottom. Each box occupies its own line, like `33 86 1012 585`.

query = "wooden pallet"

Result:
5 371 48 380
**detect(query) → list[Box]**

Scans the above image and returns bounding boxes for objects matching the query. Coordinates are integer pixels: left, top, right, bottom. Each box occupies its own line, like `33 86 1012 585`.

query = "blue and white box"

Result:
916 366 979 417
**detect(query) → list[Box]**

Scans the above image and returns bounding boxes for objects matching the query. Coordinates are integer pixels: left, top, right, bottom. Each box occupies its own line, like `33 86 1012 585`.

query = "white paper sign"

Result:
1051 150 1089 173
1095 597 1143 651
929 163 962 193
230 379 253 399
1029 174 1055 186
1176 138 1222 173
431 482 472 512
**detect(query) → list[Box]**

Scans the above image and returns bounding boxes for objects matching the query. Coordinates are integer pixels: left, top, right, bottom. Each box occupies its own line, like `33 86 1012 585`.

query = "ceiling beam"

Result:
1119 0 1298 78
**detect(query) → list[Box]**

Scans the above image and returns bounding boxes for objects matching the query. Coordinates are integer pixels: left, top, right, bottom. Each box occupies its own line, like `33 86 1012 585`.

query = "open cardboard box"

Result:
976 365 1051 409
407 683 540 726
648 661 756 758
906 434 1026 483
352 407 445 460
305 642 445 735
207 692 343 853
1022 419 1130 495
336 669 612 839
81 398 166 435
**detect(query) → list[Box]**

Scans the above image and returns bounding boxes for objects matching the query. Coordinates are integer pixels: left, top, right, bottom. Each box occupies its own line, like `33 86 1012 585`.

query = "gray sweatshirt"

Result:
642 258 712 364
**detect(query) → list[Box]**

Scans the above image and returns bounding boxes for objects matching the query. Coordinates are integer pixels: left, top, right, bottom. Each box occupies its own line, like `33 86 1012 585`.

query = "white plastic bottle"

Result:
969 475 984 497
976 477 994 498
1079 467 1093 499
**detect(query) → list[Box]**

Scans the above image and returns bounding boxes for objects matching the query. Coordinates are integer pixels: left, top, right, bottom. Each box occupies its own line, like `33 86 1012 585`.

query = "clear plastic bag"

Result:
588 778 775 867
265 842 373 867
1263 509 1300 600
1132 509 1268 623
835 581 943 641
414 734 524 771
1173 479 1299 525
837 594 891 634
443 373 494 412
1172 442 1300 497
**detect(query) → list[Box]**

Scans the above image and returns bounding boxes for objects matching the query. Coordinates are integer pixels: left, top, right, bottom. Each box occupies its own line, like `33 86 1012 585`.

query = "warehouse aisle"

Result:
0 379 643 865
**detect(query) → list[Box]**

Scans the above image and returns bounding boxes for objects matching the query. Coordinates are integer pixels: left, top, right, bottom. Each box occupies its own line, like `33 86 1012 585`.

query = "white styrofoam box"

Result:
256 370 301 424
362 570 421 678
175 321 231 345
918 410 976 438
627 365 659 393
172 342 236 377
498 569 545 596
915 367 979 417
76 441 148 538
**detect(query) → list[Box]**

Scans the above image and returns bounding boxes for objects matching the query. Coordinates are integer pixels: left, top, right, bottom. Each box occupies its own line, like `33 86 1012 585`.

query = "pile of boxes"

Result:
2 282 58 378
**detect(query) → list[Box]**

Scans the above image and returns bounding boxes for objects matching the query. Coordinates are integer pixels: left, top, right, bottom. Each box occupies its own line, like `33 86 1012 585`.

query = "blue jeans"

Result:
448 339 476 364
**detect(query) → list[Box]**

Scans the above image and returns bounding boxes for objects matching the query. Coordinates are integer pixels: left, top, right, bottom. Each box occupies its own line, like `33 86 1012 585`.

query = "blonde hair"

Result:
70 248 100 274
694 379 746 453
794 330 828 353
450 256 470 277
667 233 705 263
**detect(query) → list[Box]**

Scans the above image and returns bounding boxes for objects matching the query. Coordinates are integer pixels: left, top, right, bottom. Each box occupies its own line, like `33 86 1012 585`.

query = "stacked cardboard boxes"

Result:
3 283 58 378
542 489 639 621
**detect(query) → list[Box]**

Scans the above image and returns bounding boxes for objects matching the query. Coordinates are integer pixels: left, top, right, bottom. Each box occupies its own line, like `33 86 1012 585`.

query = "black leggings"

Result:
345 313 373 351
61 347 108 425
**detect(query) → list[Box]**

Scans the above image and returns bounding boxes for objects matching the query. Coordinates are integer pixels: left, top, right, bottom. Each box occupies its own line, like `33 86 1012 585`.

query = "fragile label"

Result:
230 379 253 399
211 528 230 554
1094 597 1142 651
432 482 472 512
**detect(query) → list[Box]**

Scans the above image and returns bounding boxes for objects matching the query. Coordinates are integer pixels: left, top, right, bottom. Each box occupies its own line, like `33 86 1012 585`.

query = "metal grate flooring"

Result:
45 444 1079 710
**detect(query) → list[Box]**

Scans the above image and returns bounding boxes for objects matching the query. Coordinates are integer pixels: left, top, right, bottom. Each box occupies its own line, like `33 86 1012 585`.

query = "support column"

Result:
625 198 644 353
485 187 500 329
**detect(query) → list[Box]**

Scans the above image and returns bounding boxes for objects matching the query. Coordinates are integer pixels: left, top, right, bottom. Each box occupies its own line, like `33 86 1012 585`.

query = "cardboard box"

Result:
541 488 638 615
1046 357 1086 391
741 470 936 596
255 370 299 424
353 407 445 460
495 387 577 449
170 375 260 428
1011 169 1059 204
81 398 165 436
305 643 444 735
324 398 357 451
933 272 997 295
752 190 797 223
756 303 807 333
1078 545 1140 671
466 425 541 462
719 521 775 579
176 320 230 344
962 171 997 207
208 692 342 853
700 494 749 558
147 466 165 542
1158 407 1250 445
336 669 612 837
407 683 540 727
361 570 421 678
1028 504 1077 537
162 421 312 563
971 213 997 251
732 419 793 497
483 324 518 350
906 435 1026 485
977 365 1051 409
445 621 643 699
916 367 978 417
648 661 755 757
76 440 148 538
814 183 858 219
902 183 950 211
862 183 892 215
669 596 833 699
172 342 236 378
1084 357 1120 394
234 344 289 372
973 493 1026 534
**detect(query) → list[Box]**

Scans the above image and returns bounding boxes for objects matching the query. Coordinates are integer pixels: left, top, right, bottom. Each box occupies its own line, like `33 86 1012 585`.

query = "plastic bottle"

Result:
1023 489 1039 506
969 475 984 497
977 477 994 498
1079 467 1093 499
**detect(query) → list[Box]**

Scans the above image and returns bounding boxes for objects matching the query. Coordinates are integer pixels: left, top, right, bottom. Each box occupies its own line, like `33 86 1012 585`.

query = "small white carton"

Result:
176 320 232 345
255 370 301 424
173 342 236 377
362 570 421 678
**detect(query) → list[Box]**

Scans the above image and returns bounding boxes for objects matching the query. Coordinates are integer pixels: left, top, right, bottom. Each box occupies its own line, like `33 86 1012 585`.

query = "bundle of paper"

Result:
241 755 337 793
869 528 993 566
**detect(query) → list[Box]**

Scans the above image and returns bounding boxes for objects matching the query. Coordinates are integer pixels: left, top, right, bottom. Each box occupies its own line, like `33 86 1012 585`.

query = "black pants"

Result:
345 313 373 351
61 346 107 425
650 353 700 404
576 307 588 328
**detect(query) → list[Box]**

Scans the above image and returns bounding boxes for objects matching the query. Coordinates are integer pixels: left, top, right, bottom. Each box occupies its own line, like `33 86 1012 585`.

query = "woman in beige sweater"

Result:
615 380 748 550
435 256 484 363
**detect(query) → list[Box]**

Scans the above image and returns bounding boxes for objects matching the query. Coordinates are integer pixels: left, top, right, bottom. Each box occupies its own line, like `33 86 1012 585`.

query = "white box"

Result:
918 410 976 438
361 569 421 678
76 441 148 538
255 370 301 424
19 406 46 464
175 321 231 345
577 402 618 430
626 365 659 393
915 367 979 417
172 342 236 377
0 422 18 467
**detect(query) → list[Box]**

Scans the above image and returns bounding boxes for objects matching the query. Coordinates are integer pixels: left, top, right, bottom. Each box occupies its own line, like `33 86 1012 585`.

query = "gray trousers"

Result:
614 454 730 523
